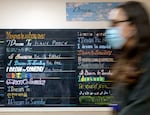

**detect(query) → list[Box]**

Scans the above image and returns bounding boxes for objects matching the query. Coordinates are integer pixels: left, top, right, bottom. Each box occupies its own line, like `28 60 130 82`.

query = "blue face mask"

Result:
105 27 127 49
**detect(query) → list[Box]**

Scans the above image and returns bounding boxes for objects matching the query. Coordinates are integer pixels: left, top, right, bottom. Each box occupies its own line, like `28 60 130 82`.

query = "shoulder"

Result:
139 50 150 85
128 50 150 100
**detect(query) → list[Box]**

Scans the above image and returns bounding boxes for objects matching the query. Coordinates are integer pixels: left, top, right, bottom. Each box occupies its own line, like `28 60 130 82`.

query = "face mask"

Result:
105 27 127 49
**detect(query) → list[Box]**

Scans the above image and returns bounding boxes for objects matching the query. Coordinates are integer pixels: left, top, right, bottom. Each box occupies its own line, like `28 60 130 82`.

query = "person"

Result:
105 1 150 115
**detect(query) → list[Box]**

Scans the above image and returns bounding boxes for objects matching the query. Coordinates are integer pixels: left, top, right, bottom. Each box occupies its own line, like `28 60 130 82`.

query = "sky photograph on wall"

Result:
66 2 121 21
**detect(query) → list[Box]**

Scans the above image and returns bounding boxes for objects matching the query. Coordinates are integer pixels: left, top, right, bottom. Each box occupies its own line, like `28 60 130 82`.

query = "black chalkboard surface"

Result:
0 29 118 107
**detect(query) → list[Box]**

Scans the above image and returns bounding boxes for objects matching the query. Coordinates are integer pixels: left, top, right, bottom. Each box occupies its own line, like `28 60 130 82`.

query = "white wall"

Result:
0 0 148 29
0 107 113 115
0 0 110 29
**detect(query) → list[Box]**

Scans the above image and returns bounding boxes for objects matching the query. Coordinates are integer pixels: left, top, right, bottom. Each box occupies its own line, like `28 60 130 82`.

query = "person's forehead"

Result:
109 8 128 20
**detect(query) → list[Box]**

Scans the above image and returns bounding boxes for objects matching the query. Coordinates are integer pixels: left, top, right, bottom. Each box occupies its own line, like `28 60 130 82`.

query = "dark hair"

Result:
118 1 150 51
111 1 150 85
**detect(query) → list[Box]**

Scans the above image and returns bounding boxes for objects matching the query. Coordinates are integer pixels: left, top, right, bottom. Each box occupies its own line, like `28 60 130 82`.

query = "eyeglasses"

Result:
110 19 130 26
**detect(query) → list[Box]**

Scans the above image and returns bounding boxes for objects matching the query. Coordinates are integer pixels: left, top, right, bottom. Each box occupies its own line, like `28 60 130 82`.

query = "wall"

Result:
0 107 113 115
0 0 149 115
0 0 149 29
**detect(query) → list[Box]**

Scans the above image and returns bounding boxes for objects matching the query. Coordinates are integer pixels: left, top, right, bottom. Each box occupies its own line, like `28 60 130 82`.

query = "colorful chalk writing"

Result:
0 29 119 107
77 30 118 105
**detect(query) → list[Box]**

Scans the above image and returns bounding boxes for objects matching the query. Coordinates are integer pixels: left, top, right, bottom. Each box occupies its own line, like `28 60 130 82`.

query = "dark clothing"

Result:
112 51 150 115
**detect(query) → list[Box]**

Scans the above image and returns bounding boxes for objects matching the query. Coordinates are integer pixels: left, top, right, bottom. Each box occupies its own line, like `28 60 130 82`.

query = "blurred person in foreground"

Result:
105 1 150 115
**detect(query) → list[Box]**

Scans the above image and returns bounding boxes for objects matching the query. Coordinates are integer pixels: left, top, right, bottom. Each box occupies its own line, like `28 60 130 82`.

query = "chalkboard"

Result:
0 29 118 107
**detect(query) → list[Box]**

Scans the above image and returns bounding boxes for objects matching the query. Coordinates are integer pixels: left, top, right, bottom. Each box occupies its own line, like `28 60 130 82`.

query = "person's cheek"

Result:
120 26 130 40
